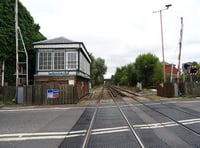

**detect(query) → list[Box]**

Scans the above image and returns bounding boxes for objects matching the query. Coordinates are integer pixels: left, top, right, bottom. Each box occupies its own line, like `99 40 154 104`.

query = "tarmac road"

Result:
0 97 200 148
0 105 85 148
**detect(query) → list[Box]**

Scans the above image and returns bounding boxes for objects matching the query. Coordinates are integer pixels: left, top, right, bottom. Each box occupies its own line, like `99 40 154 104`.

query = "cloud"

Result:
20 0 200 78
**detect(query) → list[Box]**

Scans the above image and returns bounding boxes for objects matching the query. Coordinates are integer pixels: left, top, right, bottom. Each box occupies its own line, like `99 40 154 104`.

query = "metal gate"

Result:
17 86 24 104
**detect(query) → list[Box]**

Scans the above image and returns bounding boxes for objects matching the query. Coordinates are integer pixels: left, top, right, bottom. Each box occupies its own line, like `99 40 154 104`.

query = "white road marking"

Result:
92 129 130 135
176 100 200 104
0 132 69 138
0 136 66 142
0 118 200 142
68 130 86 134
146 100 200 106
0 107 87 112
92 126 127 132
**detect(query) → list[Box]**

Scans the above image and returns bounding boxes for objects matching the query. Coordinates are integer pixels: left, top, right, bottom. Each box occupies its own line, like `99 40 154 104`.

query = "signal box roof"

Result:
33 37 79 45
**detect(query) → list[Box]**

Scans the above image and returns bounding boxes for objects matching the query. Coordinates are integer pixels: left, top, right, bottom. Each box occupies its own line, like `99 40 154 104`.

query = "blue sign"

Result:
47 89 59 99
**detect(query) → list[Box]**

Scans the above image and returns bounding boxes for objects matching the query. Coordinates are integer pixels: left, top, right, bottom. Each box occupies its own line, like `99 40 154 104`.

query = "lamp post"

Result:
153 4 172 82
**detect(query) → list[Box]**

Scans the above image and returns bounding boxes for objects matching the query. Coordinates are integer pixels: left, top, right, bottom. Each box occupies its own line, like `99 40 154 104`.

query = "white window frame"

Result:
80 52 90 75
54 51 65 70
38 51 52 70
66 52 78 70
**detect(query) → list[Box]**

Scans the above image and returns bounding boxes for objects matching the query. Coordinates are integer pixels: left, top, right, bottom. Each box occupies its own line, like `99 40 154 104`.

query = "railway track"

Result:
82 86 144 148
60 86 146 147
81 87 103 148
108 87 145 148
1 86 200 147
110 85 200 137
60 86 200 147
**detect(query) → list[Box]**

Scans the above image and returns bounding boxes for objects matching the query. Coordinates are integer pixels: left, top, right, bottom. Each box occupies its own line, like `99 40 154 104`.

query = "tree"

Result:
0 0 46 85
90 54 107 87
126 63 137 86
135 53 163 87
111 53 162 87
111 63 137 86
112 66 127 85
152 61 163 84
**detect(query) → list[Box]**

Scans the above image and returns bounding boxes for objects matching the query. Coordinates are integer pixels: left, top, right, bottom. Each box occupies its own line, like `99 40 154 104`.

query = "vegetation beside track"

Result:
115 86 164 100
80 86 164 104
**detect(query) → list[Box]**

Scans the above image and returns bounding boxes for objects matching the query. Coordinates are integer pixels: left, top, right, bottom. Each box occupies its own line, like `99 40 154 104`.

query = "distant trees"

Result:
112 53 163 87
90 54 107 87
135 53 163 87
111 63 137 86
0 0 46 85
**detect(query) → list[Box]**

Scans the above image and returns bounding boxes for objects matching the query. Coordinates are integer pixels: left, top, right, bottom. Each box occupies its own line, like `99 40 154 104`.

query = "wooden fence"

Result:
184 82 200 97
157 83 175 98
157 82 200 97
1 84 78 105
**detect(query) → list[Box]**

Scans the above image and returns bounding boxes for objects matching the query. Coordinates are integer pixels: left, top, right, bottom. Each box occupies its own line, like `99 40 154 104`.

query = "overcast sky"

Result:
20 0 200 78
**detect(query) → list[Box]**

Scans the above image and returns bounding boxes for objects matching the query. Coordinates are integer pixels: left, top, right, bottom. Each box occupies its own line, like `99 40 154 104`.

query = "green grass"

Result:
179 94 193 98
5 100 16 105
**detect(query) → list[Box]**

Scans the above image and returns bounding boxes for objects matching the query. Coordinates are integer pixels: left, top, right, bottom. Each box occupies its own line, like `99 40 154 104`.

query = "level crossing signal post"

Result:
182 63 199 82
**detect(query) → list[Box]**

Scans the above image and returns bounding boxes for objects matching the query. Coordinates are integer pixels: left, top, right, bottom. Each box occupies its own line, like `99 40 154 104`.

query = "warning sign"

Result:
47 89 59 99
53 89 59 98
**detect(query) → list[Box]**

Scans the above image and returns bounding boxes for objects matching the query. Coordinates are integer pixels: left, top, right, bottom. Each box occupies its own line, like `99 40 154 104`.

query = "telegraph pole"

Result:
1 61 5 86
15 0 19 96
177 17 183 83
159 10 166 82
153 4 172 82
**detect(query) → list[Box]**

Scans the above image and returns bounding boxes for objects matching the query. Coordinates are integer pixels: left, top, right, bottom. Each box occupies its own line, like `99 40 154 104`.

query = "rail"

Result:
108 86 145 148
81 87 103 148
111 85 200 137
